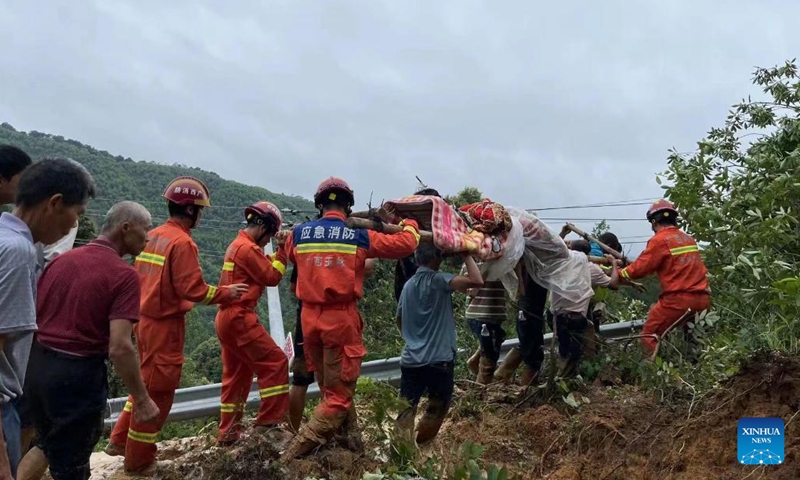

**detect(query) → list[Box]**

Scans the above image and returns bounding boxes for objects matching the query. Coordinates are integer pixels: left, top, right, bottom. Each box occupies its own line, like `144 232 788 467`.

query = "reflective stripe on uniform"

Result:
219 403 239 413
222 261 235 272
401 224 421 243
272 260 287 275
296 243 357 255
669 245 699 256
620 268 631 279
259 384 289 399
128 429 158 444
123 401 133 413
201 285 218 305
136 252 166 266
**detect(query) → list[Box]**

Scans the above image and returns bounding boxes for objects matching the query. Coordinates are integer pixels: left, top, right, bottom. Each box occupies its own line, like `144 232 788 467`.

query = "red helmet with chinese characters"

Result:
244 201 283 228
646 199 677 222
163 176 211 207
314 177 354 208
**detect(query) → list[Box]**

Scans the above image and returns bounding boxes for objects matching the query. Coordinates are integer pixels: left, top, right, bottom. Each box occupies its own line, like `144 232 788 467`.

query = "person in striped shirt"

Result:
464 264 509 384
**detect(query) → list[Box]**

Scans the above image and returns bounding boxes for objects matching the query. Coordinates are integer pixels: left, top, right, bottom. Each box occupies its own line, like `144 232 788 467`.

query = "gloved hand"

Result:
399 218 420 232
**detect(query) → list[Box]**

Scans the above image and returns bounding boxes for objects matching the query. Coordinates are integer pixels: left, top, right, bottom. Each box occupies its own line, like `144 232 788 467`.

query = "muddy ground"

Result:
90 352 800 479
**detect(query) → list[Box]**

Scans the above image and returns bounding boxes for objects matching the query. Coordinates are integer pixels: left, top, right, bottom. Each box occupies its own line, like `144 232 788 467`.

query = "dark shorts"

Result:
25 342 107 480
399 361 454 410
554 312 589 361
291 313 315 387
467 320 506 364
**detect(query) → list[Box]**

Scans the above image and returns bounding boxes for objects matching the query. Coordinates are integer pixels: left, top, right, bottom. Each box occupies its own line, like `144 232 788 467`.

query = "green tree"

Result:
591 219 610 237
445 187 483 207
661 60 800 356
189 337 223 383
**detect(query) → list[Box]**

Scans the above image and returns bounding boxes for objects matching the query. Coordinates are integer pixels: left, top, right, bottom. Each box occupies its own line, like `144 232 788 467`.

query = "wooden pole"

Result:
565 223 626 261
345 217 434 243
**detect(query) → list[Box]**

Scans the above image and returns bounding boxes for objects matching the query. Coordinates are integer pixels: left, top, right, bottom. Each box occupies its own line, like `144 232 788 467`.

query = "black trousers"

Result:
400 361 455 410
24 342 107 480
517 311 545 370
554 312 588 362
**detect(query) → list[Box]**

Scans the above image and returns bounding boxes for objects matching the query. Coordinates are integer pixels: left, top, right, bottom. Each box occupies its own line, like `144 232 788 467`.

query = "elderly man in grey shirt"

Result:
0 157 95 479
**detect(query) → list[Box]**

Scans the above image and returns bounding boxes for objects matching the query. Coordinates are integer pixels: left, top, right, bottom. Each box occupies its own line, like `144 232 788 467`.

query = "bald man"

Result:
24 201 160 480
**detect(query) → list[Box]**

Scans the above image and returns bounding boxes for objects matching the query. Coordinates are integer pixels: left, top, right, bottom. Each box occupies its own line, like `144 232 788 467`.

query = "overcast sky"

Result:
2 0 798 254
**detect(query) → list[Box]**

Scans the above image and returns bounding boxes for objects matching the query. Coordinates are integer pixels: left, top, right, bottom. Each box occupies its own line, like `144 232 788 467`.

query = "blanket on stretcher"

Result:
382 196 507 260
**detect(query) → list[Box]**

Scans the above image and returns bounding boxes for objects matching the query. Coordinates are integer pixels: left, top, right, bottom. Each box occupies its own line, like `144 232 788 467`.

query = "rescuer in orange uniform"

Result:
105 176 248 475
281 177 421 459
216 201 291 446
618 200 711 358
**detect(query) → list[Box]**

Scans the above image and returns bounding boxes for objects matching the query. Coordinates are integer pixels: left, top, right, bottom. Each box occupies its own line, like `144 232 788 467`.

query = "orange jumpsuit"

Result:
619 226 710 353
109 218 237 472
285 212 419 440
215 230 289 443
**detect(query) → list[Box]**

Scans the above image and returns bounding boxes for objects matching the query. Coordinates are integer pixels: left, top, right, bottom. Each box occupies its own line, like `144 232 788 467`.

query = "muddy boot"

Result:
467 347 481 376
280 412 341 460
333 404 364 451
519 366 540 387
416 398 448 445
395 406 417 444
253 425 294 449
494 347 522 384
104 442 125 457
559 356 580 378
476 355 495 385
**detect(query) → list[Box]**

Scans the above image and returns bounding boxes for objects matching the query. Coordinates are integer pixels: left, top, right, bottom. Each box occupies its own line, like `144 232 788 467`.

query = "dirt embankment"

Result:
93 352 800 479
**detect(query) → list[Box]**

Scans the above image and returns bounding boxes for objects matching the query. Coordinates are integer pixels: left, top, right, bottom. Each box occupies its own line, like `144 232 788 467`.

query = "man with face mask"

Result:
0 157 95 479
215 201 291 446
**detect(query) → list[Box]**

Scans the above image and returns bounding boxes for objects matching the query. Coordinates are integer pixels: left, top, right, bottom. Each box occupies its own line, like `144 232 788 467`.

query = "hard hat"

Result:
244 201 283 228
163 176 211 207
646 199 677 222
314 177 354 207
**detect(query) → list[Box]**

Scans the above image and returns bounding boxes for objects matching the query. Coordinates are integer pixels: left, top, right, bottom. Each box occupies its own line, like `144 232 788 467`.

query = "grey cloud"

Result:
3 0 800 252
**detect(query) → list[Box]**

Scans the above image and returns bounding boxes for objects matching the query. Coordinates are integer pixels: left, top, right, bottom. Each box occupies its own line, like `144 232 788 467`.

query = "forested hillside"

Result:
0 123 315 390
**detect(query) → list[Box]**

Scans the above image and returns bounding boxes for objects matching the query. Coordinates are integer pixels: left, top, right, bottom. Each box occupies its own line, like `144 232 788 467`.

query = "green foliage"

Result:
190 337 223 383
0 124 310 394
445 187 483 208
591 219 610 237
659 60 800 371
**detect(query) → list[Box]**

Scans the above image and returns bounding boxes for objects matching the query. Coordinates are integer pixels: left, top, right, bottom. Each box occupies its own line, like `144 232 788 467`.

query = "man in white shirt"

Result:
549 240 621 377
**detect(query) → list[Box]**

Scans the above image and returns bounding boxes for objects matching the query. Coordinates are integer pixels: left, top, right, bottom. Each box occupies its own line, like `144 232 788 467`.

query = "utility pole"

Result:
263 242 285 342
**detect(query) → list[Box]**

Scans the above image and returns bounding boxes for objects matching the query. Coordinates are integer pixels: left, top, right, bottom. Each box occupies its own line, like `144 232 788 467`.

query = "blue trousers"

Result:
1 398 21 478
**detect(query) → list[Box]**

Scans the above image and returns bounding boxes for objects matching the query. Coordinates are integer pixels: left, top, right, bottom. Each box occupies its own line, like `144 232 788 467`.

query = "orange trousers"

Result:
302 303 367 421
109 315 184 473
216 307 289 442
642 293 711 354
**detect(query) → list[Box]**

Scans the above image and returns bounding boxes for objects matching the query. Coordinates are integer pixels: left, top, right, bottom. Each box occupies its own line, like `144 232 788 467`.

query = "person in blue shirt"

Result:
394 243 483 444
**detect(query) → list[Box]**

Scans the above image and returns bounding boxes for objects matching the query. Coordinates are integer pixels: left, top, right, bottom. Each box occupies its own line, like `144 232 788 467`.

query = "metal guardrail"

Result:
104 319 644 429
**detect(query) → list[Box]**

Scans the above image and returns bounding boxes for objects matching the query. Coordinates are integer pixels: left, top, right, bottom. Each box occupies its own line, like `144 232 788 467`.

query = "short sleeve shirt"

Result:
0 213 39 403
550 259 612 316
36 238 140 356
397 267 457 367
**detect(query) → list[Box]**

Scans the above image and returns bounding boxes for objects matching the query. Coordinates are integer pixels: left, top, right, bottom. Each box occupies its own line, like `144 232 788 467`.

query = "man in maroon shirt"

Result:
24 201 159 480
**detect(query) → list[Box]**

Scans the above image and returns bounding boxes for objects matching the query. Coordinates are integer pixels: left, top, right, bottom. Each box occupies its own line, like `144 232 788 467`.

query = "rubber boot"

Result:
475 355 495 385
416 398 448 445
494 347 522 384
519 366 540 387
395 406 417 444
280 412 340 460
467 347 481 376
333 404 364 451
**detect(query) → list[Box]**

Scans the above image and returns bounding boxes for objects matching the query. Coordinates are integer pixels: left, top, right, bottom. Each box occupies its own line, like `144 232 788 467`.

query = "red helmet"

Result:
314 177 354 207
646 199 677 221
244 201 282 228
163 176 211 207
